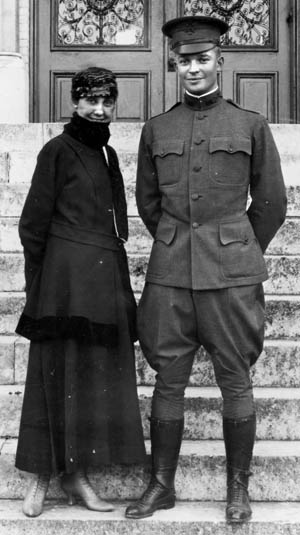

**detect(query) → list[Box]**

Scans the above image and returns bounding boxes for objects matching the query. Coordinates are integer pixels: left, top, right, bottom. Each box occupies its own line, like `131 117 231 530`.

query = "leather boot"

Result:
22 473 50 517
61 469 114 511
125 417 184 519
223 414 256 523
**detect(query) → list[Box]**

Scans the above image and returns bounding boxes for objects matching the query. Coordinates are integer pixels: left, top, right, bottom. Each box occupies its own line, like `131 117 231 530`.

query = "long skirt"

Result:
15 320 146 474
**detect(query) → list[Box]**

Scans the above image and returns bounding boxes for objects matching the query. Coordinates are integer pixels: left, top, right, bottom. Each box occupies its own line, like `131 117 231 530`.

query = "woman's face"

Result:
76 95 115 122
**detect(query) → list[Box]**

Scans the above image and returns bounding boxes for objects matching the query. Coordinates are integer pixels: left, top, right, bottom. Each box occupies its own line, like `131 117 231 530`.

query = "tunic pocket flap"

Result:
220 221 255 245
209 137 252 155
153 140 184 158
155 221 177 244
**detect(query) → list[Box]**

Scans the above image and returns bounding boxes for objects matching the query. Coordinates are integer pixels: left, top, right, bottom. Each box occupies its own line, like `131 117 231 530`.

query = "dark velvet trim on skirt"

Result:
16 315 118 347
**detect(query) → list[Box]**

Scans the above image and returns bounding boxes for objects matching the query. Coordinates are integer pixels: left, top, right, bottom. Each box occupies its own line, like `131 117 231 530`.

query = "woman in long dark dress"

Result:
15 67 146 517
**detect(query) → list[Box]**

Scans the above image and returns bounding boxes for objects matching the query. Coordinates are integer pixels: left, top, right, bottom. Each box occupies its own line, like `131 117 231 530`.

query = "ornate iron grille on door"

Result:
183 0 272 47
55 0 146 47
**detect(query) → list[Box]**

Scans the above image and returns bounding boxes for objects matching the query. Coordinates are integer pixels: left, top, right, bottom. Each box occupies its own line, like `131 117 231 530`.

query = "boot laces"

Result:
32 476 48 497
228 473 250 507
230 480 247 503
138 478 166 506
25 475 49 508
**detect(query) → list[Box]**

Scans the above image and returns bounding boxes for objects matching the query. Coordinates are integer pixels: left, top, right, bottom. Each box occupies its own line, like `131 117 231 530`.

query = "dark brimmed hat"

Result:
162 16 229 54
71 67 118 101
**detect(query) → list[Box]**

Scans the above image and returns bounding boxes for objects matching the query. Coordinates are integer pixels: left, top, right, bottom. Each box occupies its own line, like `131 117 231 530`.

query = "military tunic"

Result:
136 92 286 289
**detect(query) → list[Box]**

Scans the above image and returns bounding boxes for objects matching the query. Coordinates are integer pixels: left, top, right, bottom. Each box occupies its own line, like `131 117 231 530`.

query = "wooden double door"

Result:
32 0 300 123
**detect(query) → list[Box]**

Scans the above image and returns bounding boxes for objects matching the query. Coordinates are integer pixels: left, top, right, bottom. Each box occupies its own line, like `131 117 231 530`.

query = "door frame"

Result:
291 0 300 123
30 0 300 123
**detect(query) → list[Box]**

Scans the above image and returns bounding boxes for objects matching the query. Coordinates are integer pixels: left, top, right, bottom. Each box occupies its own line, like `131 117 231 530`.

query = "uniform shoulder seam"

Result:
149 102 181 121
226 99 261 115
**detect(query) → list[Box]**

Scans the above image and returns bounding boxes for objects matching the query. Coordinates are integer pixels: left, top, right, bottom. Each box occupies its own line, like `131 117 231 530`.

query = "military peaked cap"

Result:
162 16 229 54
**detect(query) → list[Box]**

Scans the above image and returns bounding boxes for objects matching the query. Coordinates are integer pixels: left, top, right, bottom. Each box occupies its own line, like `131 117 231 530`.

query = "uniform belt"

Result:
49 220 121 251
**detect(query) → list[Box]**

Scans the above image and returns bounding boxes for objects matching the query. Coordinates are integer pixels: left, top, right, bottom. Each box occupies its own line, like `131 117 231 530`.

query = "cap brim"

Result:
173 42 218 54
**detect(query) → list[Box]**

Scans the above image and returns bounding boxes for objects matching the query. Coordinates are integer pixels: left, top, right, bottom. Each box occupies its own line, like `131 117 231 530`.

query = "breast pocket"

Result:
209 136 252 186
153 140 184 186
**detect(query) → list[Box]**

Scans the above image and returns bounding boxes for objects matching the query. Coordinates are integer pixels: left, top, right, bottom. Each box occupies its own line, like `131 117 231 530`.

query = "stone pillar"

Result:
0 53 27 122
0 0 29 122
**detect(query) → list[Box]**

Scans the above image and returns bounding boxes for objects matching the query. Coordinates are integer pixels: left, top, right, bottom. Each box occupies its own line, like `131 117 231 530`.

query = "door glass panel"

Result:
56 0 146 47
183 0 272 47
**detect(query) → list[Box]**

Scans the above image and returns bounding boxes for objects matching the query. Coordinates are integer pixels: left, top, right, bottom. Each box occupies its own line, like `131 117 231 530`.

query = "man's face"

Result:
76 94 115 123
175 48 223 95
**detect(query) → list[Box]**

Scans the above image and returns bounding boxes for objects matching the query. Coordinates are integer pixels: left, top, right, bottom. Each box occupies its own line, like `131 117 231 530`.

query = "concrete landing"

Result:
0 500 299 535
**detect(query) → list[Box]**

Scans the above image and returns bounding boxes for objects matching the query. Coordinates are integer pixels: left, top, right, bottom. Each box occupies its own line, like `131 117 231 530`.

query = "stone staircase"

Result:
0 122 299 534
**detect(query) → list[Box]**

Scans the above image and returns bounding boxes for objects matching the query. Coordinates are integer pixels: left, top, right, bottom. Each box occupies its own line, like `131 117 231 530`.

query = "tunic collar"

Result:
184 88 221 110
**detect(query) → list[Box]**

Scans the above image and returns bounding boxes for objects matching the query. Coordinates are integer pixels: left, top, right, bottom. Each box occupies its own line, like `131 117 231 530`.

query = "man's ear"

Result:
170 52 178 71
217 56 224 71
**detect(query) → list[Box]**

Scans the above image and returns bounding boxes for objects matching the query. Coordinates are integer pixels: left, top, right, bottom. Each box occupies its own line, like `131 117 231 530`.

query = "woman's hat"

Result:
71 67 118 101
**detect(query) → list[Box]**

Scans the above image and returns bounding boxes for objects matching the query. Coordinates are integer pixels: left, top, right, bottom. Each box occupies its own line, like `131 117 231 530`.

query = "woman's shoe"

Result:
22 474 50 517
61 470 114 511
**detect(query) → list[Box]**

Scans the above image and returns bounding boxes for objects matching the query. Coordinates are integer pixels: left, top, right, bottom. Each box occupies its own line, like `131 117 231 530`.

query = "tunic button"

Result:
228 146 233 152
191 193 199 200
194 139 204 145
192 222 199 229
193 166 201 172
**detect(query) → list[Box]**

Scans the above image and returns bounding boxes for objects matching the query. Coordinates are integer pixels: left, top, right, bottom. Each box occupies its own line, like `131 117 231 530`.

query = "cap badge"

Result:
182 21 197 35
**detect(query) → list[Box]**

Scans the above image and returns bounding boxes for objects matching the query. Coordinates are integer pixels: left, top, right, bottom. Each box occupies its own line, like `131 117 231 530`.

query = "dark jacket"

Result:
16 132 135 344
136 93 287 290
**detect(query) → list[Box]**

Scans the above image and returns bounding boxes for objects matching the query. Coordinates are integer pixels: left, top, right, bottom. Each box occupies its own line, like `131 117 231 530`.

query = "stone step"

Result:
1 384 299 440
1 213 300 255
0 122 299 152
0 336 17 385
1 180 300 220
6 336 300 388
128 254 300 295
136 340 300 388
128 216 300 255
0 293 300 339
0 292 25 335
0 500 299 535
1 439 299 501
0 123 140 155
0 252 300 296
0 123 299 187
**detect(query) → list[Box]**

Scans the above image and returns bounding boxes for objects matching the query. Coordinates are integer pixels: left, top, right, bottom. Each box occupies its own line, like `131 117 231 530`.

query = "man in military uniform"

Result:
125 16 286 523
